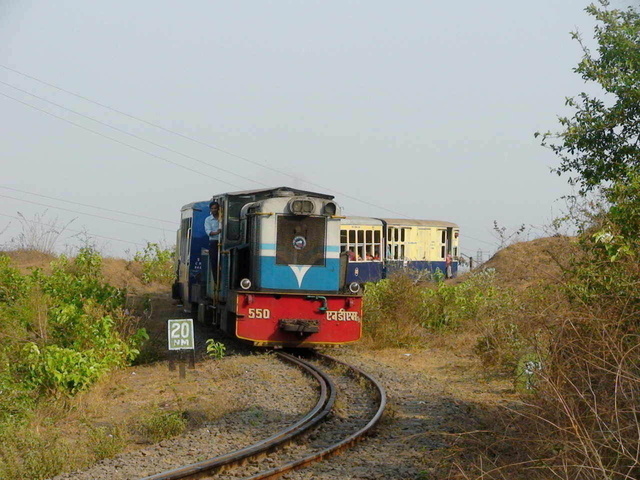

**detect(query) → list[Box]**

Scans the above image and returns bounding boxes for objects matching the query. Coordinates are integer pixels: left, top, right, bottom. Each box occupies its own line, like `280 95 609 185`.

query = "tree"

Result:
538 2 640 194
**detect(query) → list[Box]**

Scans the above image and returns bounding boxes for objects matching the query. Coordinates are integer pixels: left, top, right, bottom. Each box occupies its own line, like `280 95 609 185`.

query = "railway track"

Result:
142 351 386 480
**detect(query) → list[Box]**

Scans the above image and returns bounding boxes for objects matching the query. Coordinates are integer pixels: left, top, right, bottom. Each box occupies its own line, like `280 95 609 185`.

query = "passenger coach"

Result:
173 187 363 348
341 217 460 283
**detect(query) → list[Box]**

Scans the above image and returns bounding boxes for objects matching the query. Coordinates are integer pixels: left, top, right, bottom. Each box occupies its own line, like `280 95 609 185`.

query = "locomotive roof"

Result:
180 200 209 211
381 218 459 228
223 187 334 200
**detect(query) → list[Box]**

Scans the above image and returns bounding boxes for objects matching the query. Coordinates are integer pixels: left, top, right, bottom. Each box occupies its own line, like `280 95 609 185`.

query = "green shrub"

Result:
0 255 27 303
133 242 175 285
363 273 426 348
363 269 516 349
0 248 147 397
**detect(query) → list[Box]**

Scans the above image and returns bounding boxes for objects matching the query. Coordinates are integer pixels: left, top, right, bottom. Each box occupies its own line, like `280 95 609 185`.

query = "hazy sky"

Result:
0 1 630 258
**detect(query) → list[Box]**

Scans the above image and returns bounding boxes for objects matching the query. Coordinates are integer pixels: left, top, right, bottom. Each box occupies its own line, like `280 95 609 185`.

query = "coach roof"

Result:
380 218 459 228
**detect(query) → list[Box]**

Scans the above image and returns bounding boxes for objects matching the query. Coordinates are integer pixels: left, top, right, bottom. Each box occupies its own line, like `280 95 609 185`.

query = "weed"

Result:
138 409 187 443
0 421 74 480
8 211 74 254
243 406 264 426
205 339 226 359
88 424 127 460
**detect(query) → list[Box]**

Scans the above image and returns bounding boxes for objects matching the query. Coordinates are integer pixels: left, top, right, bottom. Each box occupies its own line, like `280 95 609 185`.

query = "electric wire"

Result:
0 65 497 247
0 213 144 247
0 91 244 190
0 80 269 188
0 193 174 233
0 64 411 218
0 185 174 225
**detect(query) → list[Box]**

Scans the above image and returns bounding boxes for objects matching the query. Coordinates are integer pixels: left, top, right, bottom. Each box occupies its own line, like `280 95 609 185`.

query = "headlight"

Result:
240 278 252 290
323 202 337 216
349 282 360 294
288 199 314 215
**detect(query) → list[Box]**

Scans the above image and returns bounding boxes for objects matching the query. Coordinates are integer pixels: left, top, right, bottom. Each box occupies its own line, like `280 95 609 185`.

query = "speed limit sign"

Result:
167 319 194 350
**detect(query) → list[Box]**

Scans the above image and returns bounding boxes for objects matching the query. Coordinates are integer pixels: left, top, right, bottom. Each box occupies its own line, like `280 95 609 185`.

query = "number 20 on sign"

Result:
168 319 194 350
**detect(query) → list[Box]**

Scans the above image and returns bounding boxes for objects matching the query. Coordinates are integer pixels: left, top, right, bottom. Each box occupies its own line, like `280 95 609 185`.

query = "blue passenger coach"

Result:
340 216 385 283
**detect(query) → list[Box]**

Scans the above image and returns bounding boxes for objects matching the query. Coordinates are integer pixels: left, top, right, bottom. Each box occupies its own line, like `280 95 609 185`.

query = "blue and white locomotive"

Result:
173 187 363 347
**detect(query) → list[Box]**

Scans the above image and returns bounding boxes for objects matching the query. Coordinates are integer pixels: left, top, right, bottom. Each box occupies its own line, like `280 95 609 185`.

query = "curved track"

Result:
141 352 386 480
141 352 335 480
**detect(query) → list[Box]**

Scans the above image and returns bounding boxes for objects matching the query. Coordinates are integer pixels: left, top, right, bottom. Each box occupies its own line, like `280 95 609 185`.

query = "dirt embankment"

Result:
480 236 577 289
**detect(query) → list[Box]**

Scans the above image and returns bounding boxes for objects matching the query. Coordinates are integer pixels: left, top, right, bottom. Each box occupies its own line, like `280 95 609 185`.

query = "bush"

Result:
363 269 516 350
0 248 148 394
133 242 174 285
363 273 428 348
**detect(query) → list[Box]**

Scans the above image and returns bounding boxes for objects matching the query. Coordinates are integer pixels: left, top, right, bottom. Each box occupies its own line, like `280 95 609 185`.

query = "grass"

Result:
137 409 188 443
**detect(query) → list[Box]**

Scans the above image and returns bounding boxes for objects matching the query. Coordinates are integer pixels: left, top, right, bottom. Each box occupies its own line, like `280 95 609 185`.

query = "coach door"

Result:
437 228 447 261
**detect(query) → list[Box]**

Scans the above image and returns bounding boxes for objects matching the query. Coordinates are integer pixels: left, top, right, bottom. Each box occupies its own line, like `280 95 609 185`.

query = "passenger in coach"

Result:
205 201 221 280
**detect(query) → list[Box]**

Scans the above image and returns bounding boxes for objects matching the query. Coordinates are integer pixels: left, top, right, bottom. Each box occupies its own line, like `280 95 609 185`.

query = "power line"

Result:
461 234 496 247
0 184 498 246
0 185 174 225
0 91 244 189
0 63 410 218
0 212 144 247
1 64 498 246
0 79 269 188
0 193 173 233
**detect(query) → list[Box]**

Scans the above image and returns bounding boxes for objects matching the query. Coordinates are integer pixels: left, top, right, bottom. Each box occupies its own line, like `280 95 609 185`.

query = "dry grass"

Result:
480 236 577 290
442 238 640 480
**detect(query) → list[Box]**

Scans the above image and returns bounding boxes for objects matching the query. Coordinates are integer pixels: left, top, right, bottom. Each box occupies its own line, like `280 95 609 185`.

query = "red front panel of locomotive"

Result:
234 293 363 346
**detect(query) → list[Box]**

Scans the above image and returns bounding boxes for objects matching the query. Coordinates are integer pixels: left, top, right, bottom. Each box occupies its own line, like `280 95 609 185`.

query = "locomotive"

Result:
173 187 363 347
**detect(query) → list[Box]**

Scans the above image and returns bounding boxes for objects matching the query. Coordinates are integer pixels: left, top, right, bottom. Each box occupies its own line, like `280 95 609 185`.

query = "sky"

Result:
0 0 633 259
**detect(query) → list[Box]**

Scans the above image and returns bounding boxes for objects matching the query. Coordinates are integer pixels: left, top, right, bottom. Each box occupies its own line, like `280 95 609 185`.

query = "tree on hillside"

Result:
538 1 640 194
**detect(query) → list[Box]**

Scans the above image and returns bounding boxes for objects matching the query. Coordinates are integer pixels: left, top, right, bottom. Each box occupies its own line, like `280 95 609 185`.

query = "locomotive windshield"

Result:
276 216 326 266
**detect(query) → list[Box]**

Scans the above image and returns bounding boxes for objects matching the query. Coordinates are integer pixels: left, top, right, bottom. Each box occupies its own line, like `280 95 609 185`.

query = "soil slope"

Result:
480 236 576 289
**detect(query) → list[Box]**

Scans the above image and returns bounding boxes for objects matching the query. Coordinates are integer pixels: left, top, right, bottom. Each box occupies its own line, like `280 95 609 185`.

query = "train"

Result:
172 186 459 348
172 187 363 347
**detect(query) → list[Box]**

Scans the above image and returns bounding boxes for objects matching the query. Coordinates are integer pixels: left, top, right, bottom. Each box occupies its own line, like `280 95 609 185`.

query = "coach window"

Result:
387 226 408 260
356 230 365 260
373 230 381 259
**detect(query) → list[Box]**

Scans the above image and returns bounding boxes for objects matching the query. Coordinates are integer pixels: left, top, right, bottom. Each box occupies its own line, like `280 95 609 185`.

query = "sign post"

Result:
167 319 195 378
